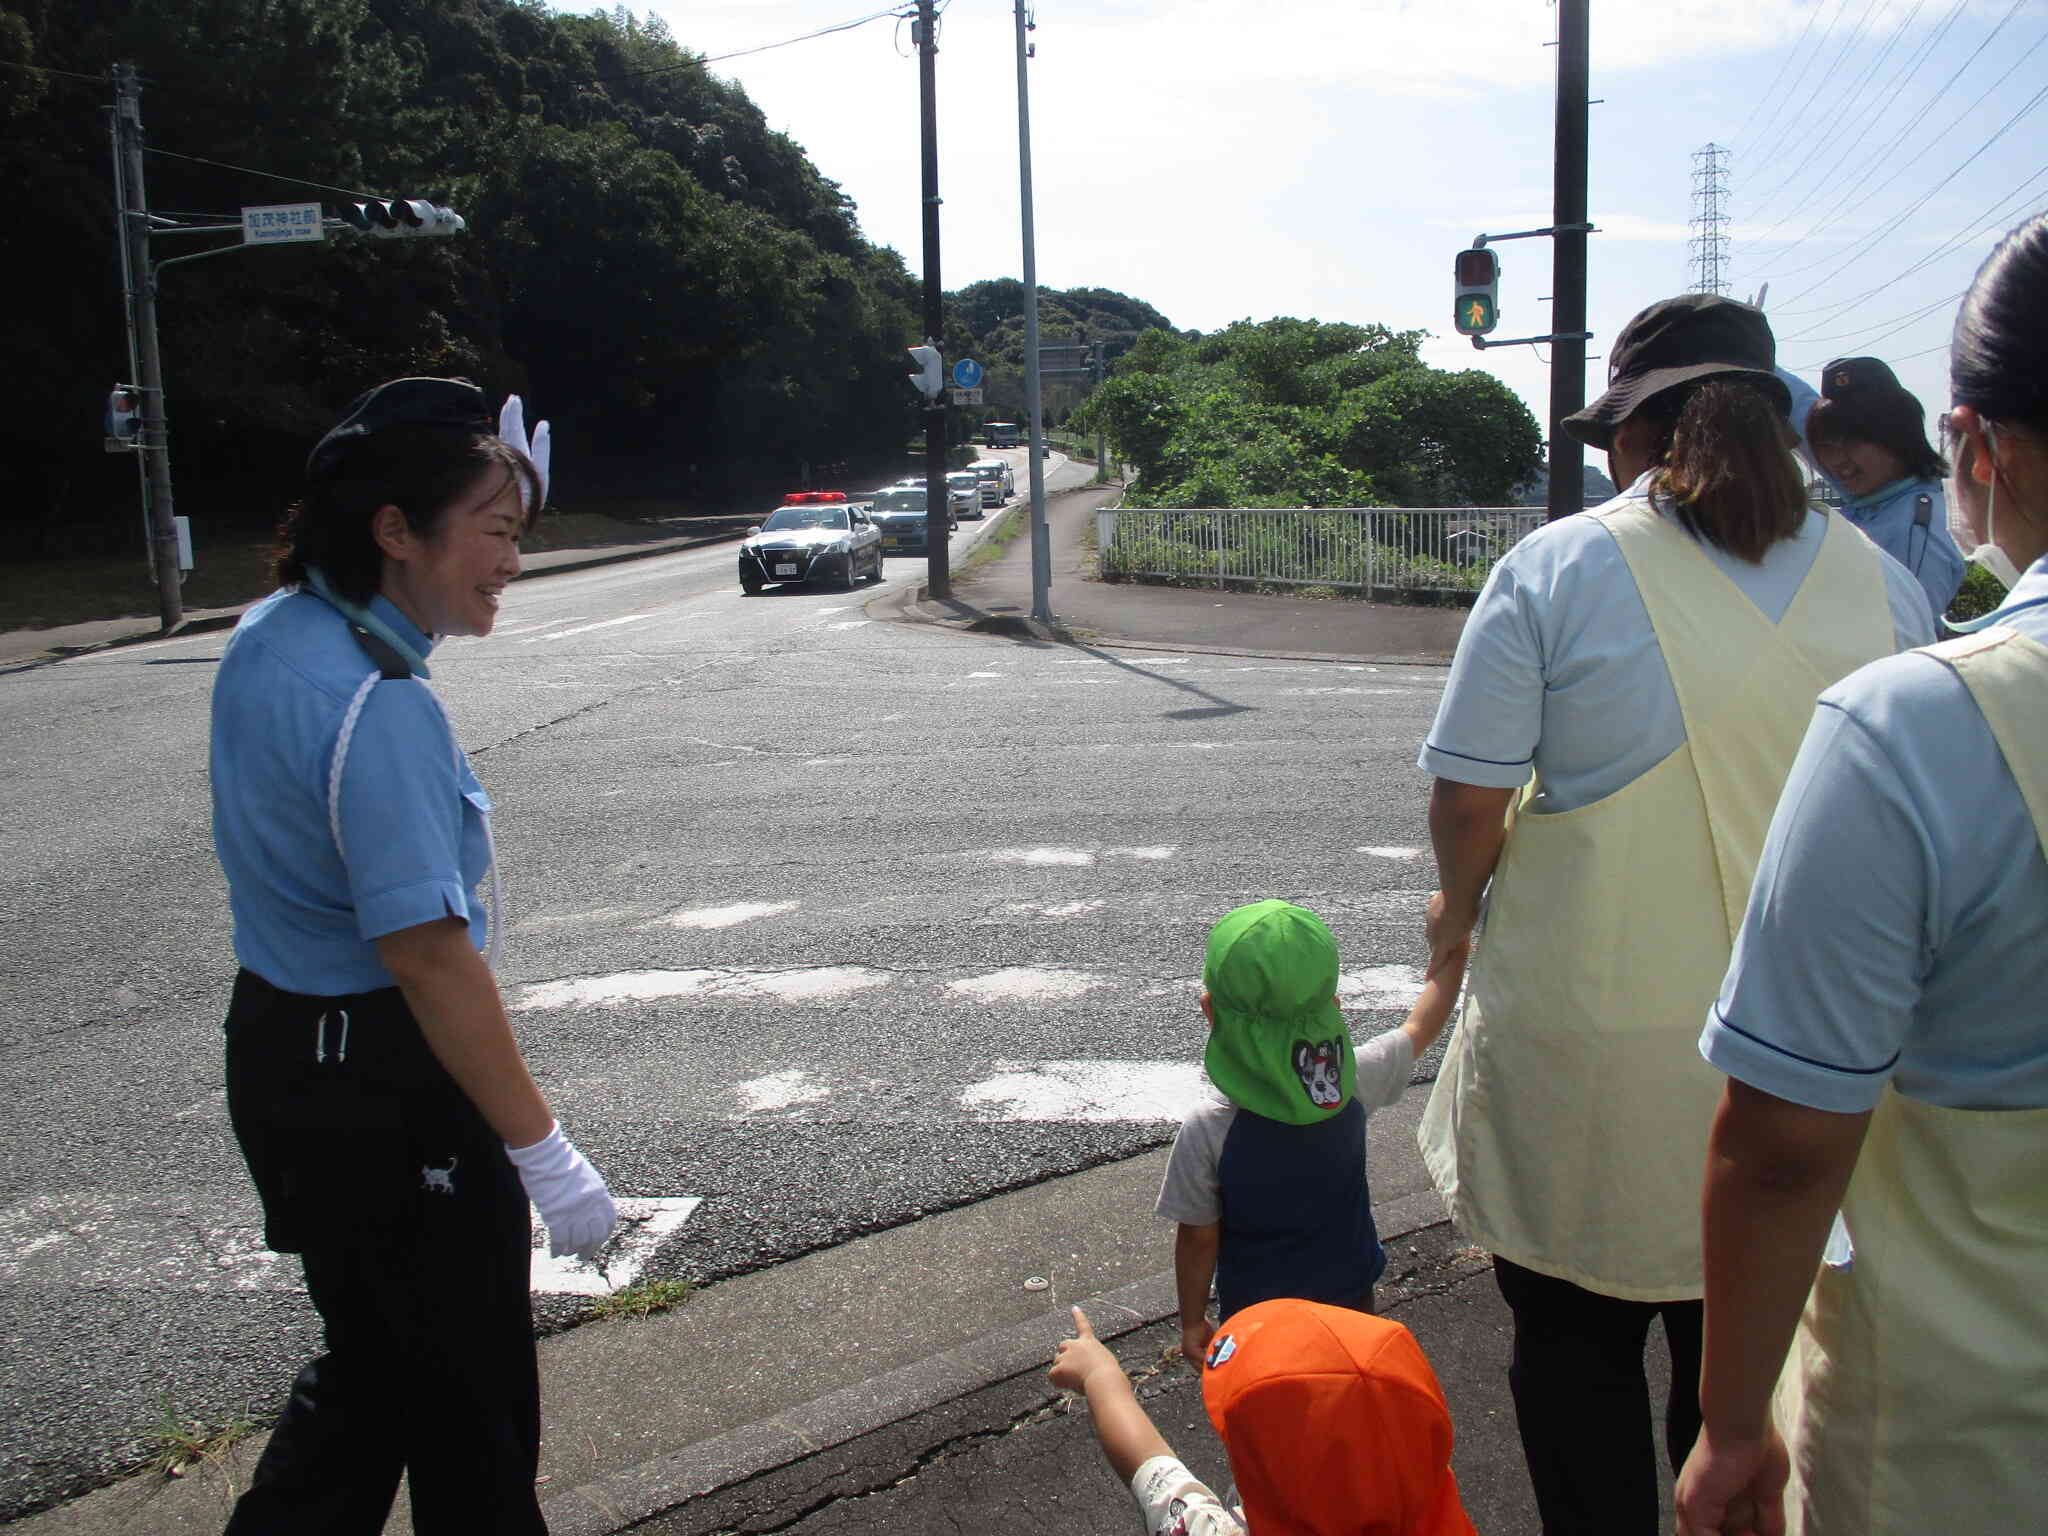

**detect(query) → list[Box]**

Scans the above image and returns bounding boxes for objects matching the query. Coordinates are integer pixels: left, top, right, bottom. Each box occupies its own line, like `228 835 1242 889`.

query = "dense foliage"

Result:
1074 318 1545 508
1 0 926 551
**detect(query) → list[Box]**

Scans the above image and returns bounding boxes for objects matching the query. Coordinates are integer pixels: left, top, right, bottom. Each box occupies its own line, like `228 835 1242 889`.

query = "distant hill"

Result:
1514 463 1617 508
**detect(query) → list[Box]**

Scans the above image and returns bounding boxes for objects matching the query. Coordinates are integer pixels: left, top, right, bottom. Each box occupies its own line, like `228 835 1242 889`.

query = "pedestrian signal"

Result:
1453 247 1500 336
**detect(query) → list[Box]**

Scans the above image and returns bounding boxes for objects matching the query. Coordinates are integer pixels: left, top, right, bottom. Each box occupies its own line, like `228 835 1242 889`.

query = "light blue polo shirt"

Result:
1702 555 2048 1112
1419 474 1935 812
1779 368 1962 623
211 586 491 996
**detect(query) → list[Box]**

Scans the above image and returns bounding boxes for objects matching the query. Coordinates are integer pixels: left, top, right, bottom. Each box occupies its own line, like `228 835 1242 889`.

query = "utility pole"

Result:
1546 0 1589 523
113 62 183 630
1090 341 1108 482
915 0 949 599
1014 0 1050 622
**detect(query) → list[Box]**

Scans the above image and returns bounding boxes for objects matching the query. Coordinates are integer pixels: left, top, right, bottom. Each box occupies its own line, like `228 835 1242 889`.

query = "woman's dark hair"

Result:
273 429 539 603
1953 212 2048 433
1805 389 1945 481
1637 377 1807 563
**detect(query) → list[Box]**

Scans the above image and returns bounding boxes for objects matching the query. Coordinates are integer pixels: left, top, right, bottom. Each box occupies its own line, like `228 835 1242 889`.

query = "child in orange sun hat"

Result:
1050 1297 1477 1534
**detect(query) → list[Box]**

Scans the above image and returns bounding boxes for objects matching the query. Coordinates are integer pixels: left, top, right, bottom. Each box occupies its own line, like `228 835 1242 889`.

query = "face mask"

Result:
1946 419 2022 592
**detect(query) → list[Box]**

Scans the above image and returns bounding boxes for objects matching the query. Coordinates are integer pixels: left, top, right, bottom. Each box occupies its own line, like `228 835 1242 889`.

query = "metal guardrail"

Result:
1094 506 1549 596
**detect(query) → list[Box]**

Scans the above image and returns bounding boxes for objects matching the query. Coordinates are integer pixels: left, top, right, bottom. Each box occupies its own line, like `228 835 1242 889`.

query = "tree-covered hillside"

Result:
1 0 924 551
1075 318 1545 508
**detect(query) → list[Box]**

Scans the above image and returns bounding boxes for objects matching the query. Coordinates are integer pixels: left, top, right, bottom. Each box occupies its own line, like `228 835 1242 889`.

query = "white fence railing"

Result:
1094 506 1548 596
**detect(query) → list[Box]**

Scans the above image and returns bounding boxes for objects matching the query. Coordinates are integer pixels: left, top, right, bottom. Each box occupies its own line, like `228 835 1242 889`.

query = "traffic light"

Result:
104 386 140 452
907 344 944 400
336 198 466 238
1453 246 1500 336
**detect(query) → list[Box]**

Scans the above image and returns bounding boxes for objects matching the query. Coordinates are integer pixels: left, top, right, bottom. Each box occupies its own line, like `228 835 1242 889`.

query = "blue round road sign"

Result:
953 358 984 389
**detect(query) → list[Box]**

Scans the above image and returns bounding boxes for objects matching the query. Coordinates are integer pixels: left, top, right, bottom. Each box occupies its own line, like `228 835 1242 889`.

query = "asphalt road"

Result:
0 452 1450 1519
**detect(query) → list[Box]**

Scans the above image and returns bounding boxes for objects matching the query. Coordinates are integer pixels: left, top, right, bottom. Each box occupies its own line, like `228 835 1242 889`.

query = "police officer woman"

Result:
211 377 615 1534
1679 216 2048 1536
1780 355 1965 624
1415 295 1934 1533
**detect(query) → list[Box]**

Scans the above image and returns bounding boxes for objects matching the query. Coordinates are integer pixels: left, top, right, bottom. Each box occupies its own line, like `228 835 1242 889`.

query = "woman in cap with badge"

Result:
1415 294 1935 1531
210 377 615 1534
1678 215 2048 1536
1778 354 1964 624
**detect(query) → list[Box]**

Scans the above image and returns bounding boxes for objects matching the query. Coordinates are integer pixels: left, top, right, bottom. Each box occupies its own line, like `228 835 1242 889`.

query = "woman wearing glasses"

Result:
1680 214 2048 1533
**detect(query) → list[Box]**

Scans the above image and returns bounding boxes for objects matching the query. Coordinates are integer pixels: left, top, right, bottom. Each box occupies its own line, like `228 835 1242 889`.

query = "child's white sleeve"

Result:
1130 1455 1247 1535
1353 1026 1416 1111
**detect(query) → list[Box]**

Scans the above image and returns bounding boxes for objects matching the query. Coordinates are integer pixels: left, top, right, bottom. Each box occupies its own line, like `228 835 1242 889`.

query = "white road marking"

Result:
494 617 584 636
827 620 871 630
990 847 1096 866
511 965 891 1010
655 900 800 930
1338 965 1426 1009
530 1197 701 1296
1280 687 1414 696
1128 657 1191 666
1053 658 1109 666
999 899 1108 919
947 967 1111 1003
1105 846 1177 860
1357 846 1422 861
966 671 1002 679
521 613 658 642
959 1060 1205 1121
730 1068 833 1114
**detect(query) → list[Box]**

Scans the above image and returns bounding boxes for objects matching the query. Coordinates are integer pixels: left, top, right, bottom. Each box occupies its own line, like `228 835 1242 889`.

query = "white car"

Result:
969 458 1015 508
947 469 989 520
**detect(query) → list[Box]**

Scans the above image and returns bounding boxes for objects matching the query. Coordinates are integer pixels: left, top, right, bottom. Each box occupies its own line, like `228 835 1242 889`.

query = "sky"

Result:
621 0 2048 447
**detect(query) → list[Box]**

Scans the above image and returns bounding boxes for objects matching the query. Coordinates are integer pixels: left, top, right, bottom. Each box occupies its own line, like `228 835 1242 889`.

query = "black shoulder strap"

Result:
1913 492 1932 531
347 622 413 680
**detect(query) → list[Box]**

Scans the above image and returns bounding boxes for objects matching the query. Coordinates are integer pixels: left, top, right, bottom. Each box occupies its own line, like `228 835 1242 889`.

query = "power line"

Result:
1735 0 1984 258
0 56 106 85
1729 0 1834 148
143 146 383 202
1736 0 1859 177
1780 286 1965 349
566 5 910 87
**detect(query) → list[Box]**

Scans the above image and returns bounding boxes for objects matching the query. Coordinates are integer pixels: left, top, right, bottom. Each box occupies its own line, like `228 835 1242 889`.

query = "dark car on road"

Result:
739 493 883 594
869 484 958 552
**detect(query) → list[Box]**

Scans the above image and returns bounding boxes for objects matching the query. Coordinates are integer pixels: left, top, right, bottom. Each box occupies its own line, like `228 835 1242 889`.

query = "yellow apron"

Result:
1778 625 2048 1534
1421 503 1893 1299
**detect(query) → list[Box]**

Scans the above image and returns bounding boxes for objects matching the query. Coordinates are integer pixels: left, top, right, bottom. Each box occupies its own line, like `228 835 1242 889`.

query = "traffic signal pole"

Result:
113 63 183 632
915 0 949 600
1547 0 1590 523
1014 0 1051 623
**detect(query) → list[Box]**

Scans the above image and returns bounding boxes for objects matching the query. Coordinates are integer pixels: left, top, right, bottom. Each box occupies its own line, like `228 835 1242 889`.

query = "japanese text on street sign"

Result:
241 203 326 245
948 387 984 405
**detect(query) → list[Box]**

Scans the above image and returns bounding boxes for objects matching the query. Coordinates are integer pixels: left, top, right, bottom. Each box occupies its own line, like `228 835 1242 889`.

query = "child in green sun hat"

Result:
1155 900 1468 1367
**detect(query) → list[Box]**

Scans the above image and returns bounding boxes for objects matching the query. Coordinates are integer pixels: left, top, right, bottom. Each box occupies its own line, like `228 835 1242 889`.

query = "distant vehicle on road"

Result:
870 484 958 552
947 469 990 519
985 421 1021 448
969 458 1015 507
738 492 882 594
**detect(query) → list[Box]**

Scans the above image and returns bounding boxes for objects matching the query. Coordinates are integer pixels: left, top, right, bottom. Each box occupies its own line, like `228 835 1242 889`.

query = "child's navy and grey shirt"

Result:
1156 1028 1414 1321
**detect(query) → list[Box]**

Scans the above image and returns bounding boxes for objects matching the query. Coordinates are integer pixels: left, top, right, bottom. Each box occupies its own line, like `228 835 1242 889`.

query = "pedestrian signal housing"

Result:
337 198 466 238
907 345 944 400
1453 247 1500 336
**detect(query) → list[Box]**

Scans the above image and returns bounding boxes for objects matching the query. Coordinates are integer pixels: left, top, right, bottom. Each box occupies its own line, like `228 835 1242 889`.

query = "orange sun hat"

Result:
1201 1299 1477 1535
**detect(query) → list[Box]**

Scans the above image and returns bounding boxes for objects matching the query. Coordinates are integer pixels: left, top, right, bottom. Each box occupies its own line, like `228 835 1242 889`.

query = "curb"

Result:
537 1194 1449 1535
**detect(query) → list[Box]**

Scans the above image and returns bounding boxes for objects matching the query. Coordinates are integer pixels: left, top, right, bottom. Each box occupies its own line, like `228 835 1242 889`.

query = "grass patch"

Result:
141 1395 262 1481
954 502 1034 579
589 1276 696 1320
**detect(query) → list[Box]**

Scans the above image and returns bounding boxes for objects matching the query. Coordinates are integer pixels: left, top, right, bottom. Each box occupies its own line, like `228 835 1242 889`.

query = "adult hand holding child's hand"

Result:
1050 1307 1120 1394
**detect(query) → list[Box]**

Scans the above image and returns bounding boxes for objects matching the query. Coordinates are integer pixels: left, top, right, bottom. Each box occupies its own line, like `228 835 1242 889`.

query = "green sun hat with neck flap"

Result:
1203 900 1355 1125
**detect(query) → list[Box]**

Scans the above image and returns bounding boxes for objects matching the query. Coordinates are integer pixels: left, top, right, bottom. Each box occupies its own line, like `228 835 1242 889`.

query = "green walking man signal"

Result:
1453 247 1500 336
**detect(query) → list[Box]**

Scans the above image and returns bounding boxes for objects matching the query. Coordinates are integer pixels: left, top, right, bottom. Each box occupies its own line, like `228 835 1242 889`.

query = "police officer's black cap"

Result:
306 376 492 481
1562 294 1790 451
1820 355 1908 402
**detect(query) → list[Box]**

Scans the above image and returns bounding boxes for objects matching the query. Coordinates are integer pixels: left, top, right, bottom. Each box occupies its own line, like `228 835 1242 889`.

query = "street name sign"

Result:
241 203 326 245
948 387 984 405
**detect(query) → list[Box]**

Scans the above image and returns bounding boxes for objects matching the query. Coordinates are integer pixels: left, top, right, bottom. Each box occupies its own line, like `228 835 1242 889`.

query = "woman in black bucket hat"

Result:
1414 294 1935 1532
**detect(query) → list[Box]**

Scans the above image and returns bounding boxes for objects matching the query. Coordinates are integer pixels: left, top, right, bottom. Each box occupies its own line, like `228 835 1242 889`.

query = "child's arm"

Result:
1402 939 1469 1058
1050 1307 1176 1483
1173 1222 1220 1367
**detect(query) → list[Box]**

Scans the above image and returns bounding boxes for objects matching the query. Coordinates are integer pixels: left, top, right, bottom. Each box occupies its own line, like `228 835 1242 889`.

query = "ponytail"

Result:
1641 379 1806 563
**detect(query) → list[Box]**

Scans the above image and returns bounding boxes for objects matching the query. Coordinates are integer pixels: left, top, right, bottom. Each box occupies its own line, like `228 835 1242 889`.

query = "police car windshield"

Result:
762 506 849 532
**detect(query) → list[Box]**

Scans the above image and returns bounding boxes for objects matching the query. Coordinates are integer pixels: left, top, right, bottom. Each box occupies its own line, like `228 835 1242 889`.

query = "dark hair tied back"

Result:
1953 212 2048 432
1641 378 1807 563
273 429 537 603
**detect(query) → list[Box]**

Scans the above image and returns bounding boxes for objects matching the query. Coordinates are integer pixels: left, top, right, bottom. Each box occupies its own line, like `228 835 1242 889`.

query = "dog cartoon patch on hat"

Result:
1293 1037 1345 1108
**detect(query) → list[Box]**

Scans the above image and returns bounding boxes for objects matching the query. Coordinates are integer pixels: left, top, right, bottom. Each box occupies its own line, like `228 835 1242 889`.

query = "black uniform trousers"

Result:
1492 1256 1703 1536
221 970 543 1536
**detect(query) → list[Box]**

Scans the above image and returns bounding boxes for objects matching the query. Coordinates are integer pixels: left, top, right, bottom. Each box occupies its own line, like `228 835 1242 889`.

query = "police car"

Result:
738 492 884 594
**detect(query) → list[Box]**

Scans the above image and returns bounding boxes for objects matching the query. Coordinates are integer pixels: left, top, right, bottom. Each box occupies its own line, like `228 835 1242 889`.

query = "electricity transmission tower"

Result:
1689 143 1731 296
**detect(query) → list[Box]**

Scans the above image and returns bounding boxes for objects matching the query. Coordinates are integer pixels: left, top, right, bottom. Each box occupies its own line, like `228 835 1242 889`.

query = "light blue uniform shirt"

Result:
1701 556 2048 1112
1419 474 1935 811
211 586 491 996
1779 367 1963 624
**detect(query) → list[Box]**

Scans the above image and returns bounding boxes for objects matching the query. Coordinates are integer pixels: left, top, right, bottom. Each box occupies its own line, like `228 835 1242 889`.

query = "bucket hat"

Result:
1202 901 1353 1125
1202 1299 1478 1535
1562 294 1789 450
307 376 493 481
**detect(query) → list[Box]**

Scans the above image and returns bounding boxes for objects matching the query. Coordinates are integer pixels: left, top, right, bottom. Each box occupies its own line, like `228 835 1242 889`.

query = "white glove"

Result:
506 1121 616 1259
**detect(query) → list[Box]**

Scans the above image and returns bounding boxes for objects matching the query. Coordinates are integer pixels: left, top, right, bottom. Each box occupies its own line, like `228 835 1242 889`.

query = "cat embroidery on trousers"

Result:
421 1158 459 1195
